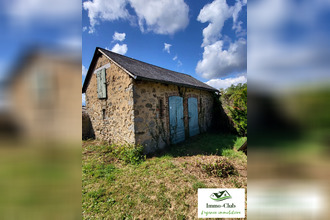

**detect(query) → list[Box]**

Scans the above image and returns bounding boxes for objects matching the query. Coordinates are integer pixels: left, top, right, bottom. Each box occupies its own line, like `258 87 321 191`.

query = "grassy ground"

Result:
82 133 247 219
0 143 81 220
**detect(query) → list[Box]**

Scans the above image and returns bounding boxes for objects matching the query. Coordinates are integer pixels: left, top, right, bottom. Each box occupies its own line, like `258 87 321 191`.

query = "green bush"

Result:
200 159 238 178
112 144 145 165
220 83 247 136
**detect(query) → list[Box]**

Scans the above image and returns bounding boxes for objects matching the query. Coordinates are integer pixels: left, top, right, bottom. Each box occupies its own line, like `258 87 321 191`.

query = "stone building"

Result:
82 47 218 152
6 48 81 142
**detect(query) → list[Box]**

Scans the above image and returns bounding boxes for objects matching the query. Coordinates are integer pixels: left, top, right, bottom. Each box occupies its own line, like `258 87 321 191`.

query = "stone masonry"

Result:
85 54 135 144
85 54 214 152
133 81 214 152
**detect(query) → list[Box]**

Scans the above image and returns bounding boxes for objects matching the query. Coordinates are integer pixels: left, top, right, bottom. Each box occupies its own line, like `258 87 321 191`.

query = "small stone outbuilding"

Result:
7 49 81 142
82 47 218 152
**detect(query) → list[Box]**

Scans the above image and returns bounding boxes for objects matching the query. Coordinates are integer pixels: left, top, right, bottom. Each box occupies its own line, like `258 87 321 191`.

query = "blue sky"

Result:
82 0 247 91
0 0 81 80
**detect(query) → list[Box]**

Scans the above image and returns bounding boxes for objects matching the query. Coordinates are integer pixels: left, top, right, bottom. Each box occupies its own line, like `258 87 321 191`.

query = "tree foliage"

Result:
220 83 247 136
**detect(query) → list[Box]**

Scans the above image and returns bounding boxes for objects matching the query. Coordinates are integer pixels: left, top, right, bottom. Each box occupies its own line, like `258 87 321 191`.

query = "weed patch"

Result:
112 144 145 165
200 158 238 178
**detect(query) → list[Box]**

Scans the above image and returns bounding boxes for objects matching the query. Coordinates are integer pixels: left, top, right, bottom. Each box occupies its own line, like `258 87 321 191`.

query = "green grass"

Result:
82 133 247 219
0 144 81 220
164 133 246 156
161 133 247 165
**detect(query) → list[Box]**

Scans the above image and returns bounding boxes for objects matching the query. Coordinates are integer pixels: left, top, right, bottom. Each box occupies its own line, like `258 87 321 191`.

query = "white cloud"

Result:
205 75 247 90
128 0 189 35
82 26 87 32
4 0 80 25
82 65 88 77
82 94 86 106
197 0 246 46
196 38 247 79
112 32 126 42
83 0 130 33
232 0 243 28
83 0 189 35
172 55 181 66
197 0 233 47
57 35 82 50
232 0 247 34
164 43 172 53
196 0 247 79
111 43 128 55
248 0 330 92
233 21 244 34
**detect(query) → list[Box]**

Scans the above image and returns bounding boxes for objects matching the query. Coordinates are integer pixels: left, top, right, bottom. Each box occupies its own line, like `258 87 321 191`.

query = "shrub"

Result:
220 83 247 136
200 159 238 178
112 144 145 165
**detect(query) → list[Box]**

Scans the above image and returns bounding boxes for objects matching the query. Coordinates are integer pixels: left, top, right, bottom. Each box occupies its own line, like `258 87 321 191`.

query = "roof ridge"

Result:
89 47 218 93
99 47 195 78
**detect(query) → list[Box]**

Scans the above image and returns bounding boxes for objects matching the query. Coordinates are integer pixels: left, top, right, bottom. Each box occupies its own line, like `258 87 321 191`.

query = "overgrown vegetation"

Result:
199 158 238 178
112 144 145 165
220 83 247 136
82 134 247 219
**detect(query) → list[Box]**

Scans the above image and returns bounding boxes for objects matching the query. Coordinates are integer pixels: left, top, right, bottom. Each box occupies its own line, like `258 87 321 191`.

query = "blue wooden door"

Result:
188 97 200 137
169 96 185 144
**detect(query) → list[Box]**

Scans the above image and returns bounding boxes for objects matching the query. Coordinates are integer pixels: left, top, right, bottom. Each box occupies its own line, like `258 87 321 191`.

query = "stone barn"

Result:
7 48 81 142
82 47 218 152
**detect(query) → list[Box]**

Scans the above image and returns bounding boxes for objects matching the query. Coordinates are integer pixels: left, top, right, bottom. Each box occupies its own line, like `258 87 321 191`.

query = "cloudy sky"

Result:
82 0 247 90
0 0 81 78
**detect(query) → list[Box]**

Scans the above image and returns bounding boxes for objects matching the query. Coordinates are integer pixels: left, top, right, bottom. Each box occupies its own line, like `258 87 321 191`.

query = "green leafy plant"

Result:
220 83 247 136
112 144 145 165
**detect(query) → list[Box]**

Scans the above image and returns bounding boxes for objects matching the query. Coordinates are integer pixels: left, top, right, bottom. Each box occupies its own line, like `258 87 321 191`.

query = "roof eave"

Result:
135 76 218 92
82 47 138 93
83 47 219 93
98 49 137 80
82 47 101 93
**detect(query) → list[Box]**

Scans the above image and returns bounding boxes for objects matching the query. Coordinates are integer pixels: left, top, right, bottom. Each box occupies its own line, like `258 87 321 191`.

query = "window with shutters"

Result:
96 68 107 99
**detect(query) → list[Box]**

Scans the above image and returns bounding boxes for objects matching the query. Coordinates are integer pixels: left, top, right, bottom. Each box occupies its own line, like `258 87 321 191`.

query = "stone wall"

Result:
82 106 94 140
133 81 214 152
11 54 81 142
85 54 215 151
85 55 135 144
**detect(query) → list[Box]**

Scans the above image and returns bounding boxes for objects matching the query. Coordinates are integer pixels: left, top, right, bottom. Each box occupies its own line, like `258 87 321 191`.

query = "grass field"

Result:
82 133 247 219
0 143 81 220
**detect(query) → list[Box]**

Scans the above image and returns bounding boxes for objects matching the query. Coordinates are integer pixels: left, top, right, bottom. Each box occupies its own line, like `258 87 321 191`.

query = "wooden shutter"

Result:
100 68 107 98
97 69 107 99
96 70 101 98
